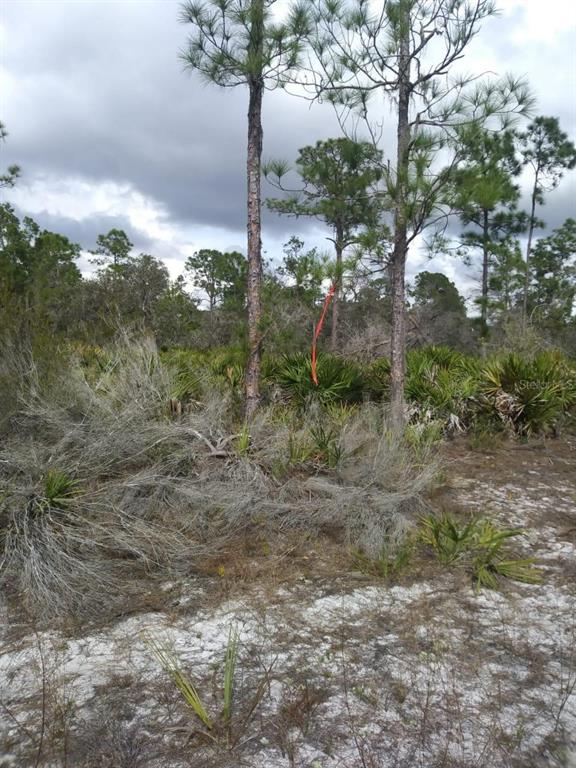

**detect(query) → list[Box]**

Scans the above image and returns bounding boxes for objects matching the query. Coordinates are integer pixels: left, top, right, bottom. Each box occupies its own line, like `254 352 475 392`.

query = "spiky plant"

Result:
275 352 363 407
43 469 81 510
420 513 479 565
364 356 391 399
479 351 575 435
420 513 542 591
144 634 213 729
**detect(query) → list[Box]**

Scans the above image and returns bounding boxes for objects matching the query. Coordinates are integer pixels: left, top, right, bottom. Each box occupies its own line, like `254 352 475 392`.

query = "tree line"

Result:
2 1 575 425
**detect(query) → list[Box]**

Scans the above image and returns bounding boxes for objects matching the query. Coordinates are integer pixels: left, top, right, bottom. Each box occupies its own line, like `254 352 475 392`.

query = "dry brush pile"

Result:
0 335 434 624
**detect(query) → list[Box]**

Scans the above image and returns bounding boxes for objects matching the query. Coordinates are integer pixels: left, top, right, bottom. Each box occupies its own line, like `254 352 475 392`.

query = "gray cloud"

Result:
1 0 340 235
1 0 575 277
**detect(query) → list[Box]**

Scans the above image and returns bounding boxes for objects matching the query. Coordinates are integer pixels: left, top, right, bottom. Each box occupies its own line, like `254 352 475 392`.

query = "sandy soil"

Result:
1 437 575 767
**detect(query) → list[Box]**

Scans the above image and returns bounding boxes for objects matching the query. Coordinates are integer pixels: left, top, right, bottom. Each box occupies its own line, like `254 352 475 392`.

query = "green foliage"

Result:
308 423 342 468
274 352 363 407
71 342 111 374
172 362 204 403
0 203 82 330
90 228 134 270
367 347 478 432
185 248 246 311
180 0 310 87
223 626 239 727
162 344 575 438
0 121 20 188
364 357 391 399
366 346 575 437
519 117 576 205
145 634 213 729
451 128 527 330
405 348 478 431
42 470 81 511
420 513 542 592
162 347 248 403
266 137 383 246
146 624 245 738
351 536 415 579
479 351 576 435
527 218 576 329
421 513 481 566
410 271 467 316
277 236 330 307
235 422 251 457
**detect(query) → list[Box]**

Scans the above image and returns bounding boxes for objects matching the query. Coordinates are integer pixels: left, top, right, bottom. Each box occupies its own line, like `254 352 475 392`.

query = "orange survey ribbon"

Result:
311 282 337 386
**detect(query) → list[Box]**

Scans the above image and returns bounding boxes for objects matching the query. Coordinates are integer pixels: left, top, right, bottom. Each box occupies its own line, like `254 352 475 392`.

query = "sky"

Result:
1 0 575 307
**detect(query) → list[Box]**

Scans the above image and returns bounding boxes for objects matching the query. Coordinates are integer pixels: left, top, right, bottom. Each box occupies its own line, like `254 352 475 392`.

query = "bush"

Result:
272 352 364 407
405 348 479 432
478 351 576 435
0 336 434 621
420 513 542 591
366 346 576 437
366 347 480 433
364 356 391 399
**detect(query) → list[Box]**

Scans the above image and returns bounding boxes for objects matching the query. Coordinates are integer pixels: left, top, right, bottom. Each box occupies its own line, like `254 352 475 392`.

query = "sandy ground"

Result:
1 437 575 767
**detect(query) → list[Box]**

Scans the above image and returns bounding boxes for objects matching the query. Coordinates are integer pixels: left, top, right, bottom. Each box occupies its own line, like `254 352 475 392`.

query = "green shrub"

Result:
365 348 480 433
364 356 391 399
478 351 576 435
274 352 364 407
420 513 542 591
42 469 81 511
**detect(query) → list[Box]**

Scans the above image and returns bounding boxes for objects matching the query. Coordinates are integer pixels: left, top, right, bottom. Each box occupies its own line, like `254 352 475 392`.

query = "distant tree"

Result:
519 117 576 324
411 271 466 316
180 0 309 418
154 275 200 348
0 205 81 331
487 243 525 320
91 228 134 270
449 125 527 336
185 248 247 311
124 254 171 324
266 137 383 347
409 270 471 348
278 236 329 308
0 122 21 188
0 204 31 296
526 218 576 329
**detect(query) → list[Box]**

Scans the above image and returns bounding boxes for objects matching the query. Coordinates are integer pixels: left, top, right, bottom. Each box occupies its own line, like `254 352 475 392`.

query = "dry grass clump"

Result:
0 335 435 622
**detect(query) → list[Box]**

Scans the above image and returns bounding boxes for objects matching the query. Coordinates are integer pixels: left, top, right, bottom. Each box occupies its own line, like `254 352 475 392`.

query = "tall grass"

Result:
0 334 434 622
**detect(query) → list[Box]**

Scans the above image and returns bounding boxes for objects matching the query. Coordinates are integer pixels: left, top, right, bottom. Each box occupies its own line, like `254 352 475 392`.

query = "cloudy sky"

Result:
1 0 575 305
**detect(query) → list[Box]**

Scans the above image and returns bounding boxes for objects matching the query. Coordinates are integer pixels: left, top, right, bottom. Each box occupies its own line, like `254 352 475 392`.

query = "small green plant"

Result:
42 470 81 511
145 624 244 738
287 432 315 466
470 519 542 591
364 356 391 399
171 364 204 403
420 513 542 591
351 536 414 579
145 634 213 730
309 423 342 468
275 352 363 407
222 626 239 727
420 513 479 565
235 422 251 457
479 351 576 436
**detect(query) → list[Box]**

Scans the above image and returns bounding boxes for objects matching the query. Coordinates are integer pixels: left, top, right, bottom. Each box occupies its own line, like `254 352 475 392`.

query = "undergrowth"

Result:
0 334 434 623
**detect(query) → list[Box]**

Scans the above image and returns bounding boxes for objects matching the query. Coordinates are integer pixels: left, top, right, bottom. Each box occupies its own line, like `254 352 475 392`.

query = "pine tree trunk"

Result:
522 181 538 329
389 28 411 430
481 208 489 337
330 228 344 352
245 77 264 420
